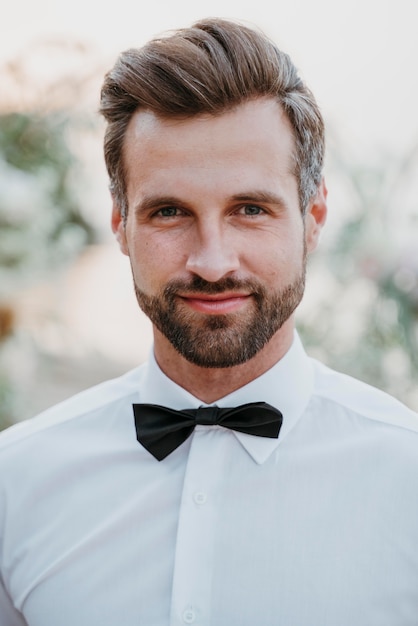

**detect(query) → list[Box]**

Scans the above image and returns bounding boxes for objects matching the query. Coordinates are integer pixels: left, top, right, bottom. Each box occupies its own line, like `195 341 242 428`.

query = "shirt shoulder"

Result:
0 364 145 452
310 357 418 433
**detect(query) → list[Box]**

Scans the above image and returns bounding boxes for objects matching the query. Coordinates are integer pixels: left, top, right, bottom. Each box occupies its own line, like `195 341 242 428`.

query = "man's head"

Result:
102 20 327 375
100 17 325 218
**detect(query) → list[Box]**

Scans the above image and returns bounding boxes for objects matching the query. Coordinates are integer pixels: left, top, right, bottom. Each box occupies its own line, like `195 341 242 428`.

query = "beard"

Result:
133 259 306 368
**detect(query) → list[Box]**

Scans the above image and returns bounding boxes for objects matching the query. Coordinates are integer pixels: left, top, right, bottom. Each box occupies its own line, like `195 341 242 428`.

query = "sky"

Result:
3 0 418 158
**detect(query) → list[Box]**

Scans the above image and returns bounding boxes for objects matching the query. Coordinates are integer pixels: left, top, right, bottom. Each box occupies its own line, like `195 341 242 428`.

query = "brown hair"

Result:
100 17 325 216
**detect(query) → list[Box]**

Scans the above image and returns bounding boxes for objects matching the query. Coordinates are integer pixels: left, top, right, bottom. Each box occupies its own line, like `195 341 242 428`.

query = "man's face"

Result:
112 98 326 368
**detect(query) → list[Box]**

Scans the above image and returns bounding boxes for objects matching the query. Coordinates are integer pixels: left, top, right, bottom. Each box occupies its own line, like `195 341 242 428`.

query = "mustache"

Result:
163 275 265 297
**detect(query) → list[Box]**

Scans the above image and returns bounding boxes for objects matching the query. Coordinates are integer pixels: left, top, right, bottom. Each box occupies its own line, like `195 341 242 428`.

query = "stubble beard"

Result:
132 252 306 368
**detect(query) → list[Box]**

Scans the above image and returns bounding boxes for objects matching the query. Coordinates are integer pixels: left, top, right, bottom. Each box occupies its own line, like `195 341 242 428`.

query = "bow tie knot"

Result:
193 406 222 425
133 401 283 461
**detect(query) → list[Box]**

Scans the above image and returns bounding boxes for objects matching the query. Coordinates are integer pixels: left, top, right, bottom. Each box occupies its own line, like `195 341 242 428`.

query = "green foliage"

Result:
299 149 418 409
0 111 71 172
0 109 99 428
0 111 96 292
0 373 14 431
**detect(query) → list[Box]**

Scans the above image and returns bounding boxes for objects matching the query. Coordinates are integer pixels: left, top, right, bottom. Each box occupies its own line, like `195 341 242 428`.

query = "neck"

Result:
152 319 295 403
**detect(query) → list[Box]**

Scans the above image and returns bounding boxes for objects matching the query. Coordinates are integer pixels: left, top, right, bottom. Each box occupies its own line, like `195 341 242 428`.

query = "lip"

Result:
178 293 252 314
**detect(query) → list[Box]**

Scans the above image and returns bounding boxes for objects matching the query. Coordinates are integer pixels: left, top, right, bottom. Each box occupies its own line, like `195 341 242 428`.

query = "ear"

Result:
304 178 328 253
111 198 129 256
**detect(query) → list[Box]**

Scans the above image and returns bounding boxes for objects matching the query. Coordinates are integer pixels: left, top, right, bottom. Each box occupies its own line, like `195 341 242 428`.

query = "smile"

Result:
178 293 252 315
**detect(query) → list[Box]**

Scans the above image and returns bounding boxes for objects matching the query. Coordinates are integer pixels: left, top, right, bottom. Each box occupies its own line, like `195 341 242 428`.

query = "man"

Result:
1 18 417 626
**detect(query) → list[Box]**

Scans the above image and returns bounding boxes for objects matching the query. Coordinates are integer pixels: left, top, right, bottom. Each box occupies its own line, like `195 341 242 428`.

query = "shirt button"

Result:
193 491 207 505
183 608 196 623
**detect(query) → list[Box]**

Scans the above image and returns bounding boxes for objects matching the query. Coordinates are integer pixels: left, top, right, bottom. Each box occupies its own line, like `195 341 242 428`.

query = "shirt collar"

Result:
139 332 314 464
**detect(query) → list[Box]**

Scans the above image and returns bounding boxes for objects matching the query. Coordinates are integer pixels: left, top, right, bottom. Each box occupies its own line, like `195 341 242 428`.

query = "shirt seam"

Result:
311 389 418 437
0 389 138 452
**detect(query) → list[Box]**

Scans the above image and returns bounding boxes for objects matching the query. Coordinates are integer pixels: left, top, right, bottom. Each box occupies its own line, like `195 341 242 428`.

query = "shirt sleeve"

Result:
0 577 27 626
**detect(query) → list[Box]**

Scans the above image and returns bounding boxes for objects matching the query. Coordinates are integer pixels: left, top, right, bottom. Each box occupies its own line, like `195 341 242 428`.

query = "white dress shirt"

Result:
1 333 418 626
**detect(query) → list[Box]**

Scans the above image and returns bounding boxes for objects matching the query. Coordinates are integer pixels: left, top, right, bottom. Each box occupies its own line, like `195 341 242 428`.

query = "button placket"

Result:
169 427 231 625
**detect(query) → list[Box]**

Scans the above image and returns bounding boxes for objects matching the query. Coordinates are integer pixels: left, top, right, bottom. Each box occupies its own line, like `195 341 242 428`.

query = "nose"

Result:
185 221 240 282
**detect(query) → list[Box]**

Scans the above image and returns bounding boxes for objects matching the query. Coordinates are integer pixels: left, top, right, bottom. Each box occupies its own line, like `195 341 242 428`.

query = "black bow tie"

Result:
133 402 283 461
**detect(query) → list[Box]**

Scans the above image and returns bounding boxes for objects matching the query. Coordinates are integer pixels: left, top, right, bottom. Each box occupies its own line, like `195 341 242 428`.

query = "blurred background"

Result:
1 0 417 429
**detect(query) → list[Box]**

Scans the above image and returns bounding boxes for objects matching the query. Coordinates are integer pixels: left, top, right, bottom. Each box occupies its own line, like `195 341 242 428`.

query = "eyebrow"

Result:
132 196 188 216
133 190 288 215
229 191 288 207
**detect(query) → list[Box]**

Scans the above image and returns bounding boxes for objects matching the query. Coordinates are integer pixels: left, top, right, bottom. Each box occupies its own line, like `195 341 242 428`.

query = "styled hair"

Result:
100 17 325 215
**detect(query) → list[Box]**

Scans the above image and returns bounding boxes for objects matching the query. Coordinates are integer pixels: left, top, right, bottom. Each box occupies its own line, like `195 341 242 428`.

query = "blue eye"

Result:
158 207 178 217
242 205 263 215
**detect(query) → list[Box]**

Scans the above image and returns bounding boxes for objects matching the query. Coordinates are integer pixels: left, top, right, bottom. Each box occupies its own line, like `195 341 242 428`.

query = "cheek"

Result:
125 234 154 288
127 232 186 288
251 230 305 277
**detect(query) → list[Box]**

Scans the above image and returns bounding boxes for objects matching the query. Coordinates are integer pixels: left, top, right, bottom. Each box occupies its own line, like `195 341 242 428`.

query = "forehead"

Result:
124 98 295 161
122 98 297 201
